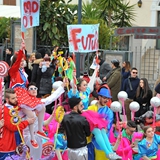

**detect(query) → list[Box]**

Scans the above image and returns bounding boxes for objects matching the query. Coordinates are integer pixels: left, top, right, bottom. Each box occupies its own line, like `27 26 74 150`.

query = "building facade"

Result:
0 0 20 5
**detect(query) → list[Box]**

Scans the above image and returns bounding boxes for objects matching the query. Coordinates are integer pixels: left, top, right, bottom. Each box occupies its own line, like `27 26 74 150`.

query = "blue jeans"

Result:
0 152 15 160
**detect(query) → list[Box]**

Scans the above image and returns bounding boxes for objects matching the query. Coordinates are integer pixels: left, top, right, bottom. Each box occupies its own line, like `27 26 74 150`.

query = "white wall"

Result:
126 0 152 27
16 0 20 6
0 0 3 5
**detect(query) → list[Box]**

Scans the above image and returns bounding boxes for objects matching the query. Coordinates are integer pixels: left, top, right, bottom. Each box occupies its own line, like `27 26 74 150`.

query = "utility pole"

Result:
76 0 82 77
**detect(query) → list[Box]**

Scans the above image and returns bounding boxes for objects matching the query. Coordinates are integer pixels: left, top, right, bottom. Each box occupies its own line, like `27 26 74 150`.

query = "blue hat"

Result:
98 88 112 98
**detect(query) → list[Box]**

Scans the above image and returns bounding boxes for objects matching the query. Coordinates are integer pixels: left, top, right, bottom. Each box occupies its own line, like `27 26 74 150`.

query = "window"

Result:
118 36 129 51
3 0 16 5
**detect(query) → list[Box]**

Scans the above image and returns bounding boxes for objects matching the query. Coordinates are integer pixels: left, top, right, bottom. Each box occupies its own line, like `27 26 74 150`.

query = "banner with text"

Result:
20 0 40 32
67 24 99 53
114 27 160 36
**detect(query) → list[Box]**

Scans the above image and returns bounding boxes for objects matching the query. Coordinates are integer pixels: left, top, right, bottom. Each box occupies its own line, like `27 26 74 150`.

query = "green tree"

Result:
37 0 76 46
82 1 100 20
0 17 11 43
94 0 122 27
93 0 136 27
113 2 136 27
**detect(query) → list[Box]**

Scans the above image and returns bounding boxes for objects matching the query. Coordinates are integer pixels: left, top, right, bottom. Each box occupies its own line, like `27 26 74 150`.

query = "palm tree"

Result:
92 0 136 27
94 0 122 27
82 1 100 19
113 2 136 27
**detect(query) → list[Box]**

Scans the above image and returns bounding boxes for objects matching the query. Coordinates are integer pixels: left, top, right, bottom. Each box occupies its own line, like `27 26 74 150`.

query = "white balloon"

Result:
118 91 128 101
129 101 140 112
110 101 122 112
150 97 160 108
90 100 98 105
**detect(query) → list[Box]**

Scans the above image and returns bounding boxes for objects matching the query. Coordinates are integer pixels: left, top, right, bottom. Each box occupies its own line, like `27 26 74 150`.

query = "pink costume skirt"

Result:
81 110 108 131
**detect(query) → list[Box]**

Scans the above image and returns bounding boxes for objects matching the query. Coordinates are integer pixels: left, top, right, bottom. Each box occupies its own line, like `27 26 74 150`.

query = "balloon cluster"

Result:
111 91 160 123
110 91 141 122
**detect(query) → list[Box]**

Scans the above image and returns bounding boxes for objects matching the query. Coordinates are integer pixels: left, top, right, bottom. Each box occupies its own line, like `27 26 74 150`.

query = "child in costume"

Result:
137 126 160 160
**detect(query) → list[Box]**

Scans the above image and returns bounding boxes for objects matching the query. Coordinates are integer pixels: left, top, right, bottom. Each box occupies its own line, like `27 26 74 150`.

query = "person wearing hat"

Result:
106 59 121 101
61 97 91 160
87 87 117 160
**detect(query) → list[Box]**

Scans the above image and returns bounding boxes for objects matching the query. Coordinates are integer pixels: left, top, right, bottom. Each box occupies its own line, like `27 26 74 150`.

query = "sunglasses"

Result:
28 87 38 91
132 72 138 74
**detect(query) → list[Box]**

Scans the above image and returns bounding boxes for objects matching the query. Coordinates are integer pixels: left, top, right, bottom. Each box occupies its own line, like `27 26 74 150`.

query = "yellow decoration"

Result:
57 56 69 91
55 106 65 123
57 56 63 68
57 56 68 71
11 116 21 126
10 107 30 159
9 107 18 117
53 106 65 151
63 58 68 71
58 51 63 55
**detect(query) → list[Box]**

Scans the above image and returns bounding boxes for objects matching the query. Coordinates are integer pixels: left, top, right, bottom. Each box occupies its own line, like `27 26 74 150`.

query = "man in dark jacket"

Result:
61 97 91 160
122 67 140 120
5 47 13 66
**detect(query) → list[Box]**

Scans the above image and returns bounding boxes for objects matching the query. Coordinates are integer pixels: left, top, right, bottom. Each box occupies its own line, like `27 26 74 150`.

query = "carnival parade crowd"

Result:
1 42 160 160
